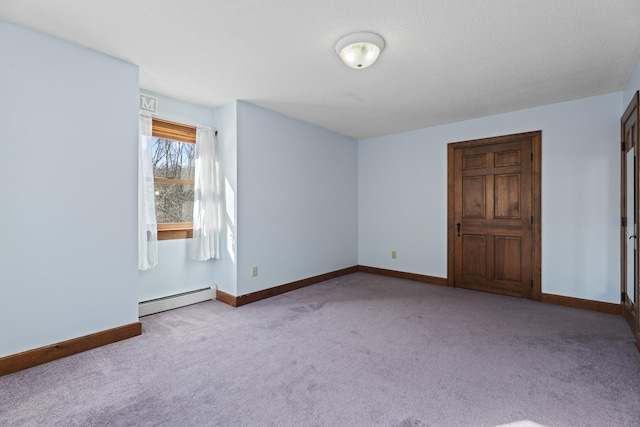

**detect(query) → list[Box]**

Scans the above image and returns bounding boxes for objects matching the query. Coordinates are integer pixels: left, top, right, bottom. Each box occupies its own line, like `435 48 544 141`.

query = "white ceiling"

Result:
2 0 640 139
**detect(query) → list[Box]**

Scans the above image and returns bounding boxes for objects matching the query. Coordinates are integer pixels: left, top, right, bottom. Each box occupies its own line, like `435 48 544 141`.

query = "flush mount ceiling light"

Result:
335 32 385 69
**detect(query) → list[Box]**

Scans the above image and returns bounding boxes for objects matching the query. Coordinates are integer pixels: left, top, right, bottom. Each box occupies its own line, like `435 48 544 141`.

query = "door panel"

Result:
462 234 486 277
495 150 520 167
463 154 486 169
463 176 486 218
453 137 533 298
494 174 521 219
495 236 521 282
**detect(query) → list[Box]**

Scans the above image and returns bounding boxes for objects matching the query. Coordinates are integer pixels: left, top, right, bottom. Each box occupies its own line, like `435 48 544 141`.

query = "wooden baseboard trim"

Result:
215 289 238 307
236 266 359 307
540 293 621 315
0 322 142 377
216 266 359 308
358 265 448 287
215 267 619 318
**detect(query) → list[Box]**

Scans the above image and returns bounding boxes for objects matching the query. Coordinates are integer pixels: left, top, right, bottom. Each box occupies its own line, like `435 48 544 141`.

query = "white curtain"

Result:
192 125 220 260
138 113 158 270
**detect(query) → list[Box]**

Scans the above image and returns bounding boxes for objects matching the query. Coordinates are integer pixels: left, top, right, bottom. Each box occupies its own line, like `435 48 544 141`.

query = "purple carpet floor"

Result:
1 272 639 426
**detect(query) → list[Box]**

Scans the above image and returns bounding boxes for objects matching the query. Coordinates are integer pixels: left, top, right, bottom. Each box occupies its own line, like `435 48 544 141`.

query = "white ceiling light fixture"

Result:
335 32 385 69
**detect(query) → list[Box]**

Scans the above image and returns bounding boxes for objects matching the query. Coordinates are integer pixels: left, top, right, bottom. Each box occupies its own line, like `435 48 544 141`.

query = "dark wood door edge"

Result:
0 322 141 377
621 91 640 348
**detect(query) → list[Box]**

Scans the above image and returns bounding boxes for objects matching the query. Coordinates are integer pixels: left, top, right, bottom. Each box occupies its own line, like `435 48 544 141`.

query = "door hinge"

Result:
622 140 626 151
622 217 627 227
622 291 626 302
531 279 534 289
531 152 533 161
531 215 533 225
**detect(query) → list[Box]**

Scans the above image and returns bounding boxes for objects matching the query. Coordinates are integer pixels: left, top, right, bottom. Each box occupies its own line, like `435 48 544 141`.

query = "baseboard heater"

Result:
139 286 216 317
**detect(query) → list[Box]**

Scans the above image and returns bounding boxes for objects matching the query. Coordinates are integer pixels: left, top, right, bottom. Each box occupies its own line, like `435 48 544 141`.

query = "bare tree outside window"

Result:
152 138 195 223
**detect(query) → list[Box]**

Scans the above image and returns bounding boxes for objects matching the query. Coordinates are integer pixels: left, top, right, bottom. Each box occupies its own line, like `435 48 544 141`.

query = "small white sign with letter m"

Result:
140 94 158 114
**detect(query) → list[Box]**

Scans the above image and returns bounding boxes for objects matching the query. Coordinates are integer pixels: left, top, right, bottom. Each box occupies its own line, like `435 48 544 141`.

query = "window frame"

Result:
151 118 196 241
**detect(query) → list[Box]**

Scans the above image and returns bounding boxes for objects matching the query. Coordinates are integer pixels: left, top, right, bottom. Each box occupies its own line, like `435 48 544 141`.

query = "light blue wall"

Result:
211 102 238 296
359 93 622 303
137 91 219 302
0 21 139 358
236 102 358 296
624 51 640 107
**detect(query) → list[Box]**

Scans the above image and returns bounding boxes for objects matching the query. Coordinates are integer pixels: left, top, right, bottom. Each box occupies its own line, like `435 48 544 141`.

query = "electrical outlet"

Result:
392 251 397 259
252 266 258 277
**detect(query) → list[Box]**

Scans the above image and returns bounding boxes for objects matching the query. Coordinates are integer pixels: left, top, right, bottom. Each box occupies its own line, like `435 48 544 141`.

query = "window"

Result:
152 118 196 240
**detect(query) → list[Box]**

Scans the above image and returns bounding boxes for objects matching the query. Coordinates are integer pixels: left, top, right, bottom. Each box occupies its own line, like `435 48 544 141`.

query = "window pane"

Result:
154 183 194 224
152 138 195 180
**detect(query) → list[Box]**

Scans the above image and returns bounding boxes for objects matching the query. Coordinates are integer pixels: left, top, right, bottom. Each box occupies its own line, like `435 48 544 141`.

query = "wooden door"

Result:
448 132 541 299
621 91 639 348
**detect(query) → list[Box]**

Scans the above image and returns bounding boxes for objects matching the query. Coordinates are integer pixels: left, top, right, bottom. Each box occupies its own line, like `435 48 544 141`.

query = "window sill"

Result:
157 223 193 240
